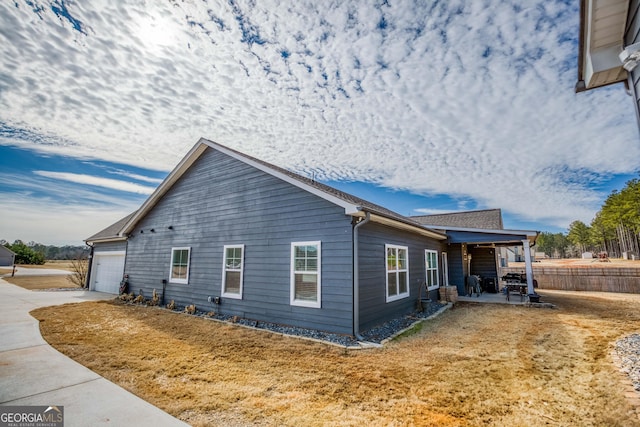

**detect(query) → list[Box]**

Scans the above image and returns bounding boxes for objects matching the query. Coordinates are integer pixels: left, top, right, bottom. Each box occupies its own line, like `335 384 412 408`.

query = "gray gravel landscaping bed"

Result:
615 334 640 391
137 299 448 347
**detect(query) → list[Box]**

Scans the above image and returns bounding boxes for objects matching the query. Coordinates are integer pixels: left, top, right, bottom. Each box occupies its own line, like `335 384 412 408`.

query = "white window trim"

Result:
385 244 410 303
169 247 191 284
425 249 440 291
290 241 321 308
221 244 244 299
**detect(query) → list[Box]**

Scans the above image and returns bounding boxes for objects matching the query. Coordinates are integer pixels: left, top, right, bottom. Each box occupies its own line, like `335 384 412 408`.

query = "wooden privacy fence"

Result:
501 267 640 293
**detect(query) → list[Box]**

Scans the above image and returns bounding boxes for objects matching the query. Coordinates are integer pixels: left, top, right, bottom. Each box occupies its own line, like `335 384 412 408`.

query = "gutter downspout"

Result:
85 243 94 289
353 211 370 340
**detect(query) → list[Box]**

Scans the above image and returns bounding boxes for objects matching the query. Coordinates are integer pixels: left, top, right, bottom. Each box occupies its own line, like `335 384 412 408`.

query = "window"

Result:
170 247 191 284
291 241 321 308
386 244 409 302
222 245 244 298
425 250 439 290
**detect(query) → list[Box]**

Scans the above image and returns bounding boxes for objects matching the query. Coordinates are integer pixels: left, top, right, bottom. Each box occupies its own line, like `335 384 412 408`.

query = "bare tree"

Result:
67 254 89 288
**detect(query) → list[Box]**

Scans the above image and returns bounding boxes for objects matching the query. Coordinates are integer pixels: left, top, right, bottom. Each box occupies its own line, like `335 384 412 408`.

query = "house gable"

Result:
119 139 361 237
119 138 446 241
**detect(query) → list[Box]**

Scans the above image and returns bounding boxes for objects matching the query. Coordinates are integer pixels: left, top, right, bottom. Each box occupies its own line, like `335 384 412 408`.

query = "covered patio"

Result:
443 227 539 298
412 209 540 301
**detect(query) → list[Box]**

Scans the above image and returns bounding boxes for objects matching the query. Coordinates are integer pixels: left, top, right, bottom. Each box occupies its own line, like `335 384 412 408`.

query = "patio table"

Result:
504 282 527 302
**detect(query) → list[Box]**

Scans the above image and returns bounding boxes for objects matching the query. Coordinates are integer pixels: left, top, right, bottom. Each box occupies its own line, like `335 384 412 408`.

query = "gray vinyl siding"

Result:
123 148 354 334
92 241 127 252
357 222 444 331
447 243 465 295
626 0 640 48
626 0 640 130
469 247 497 280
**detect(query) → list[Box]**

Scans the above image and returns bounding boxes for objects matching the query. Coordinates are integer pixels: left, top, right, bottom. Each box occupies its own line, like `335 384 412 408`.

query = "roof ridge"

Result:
87 138 446 242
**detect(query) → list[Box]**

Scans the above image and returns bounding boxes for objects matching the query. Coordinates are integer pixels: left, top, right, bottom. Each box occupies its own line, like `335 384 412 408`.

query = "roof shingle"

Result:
85 212 136 242
411 209 504 230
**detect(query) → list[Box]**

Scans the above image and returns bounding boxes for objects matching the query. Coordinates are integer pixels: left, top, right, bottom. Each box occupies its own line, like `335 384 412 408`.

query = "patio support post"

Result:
522 239 535 294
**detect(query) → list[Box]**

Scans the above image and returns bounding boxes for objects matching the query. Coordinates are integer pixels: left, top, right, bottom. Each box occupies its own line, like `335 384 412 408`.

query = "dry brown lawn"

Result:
1 262 75 277
4 275 79 290
1 262 79 290
0 262 76 272
33 261 76 271
32 291 640 426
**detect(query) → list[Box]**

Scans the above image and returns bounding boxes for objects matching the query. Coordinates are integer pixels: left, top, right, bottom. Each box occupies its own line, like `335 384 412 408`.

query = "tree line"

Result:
1 240 89 265
537 178 640 258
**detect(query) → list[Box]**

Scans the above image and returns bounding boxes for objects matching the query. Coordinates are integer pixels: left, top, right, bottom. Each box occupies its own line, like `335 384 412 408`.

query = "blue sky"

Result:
1 1 639 245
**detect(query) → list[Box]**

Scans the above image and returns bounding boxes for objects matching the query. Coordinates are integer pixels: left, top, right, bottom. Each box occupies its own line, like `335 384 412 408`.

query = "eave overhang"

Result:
576 0 629 92
423 225 538 246
353 210 448 240
84 236 127 245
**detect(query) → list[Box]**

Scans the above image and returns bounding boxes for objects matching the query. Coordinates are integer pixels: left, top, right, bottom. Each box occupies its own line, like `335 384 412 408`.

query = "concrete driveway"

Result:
0 278 189 427
6 266 73 276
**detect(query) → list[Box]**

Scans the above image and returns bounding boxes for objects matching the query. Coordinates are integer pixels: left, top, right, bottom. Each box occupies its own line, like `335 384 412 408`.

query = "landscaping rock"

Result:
615 334 640 392
153 300 448 347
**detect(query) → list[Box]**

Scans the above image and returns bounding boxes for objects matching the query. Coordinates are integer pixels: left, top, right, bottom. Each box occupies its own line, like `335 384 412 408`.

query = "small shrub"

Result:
133 289 145 304
67 255 88 288
148 289 160 306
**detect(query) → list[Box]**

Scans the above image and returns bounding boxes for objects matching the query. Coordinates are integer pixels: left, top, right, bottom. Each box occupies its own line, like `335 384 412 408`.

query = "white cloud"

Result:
108 171 163 184
0 0 638 232
0 171 142 245
0 195 137 246
33 171 155 194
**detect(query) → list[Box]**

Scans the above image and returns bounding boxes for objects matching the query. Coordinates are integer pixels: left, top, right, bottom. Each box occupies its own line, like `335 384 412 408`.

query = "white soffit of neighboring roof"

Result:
582 0 628 89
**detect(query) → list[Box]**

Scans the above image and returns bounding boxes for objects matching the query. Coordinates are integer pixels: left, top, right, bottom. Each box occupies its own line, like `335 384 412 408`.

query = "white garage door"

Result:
92 252 125 294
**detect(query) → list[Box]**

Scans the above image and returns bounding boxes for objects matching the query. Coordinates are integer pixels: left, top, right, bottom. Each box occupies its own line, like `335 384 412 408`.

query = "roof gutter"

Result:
84 236 128 245
352 210 370 340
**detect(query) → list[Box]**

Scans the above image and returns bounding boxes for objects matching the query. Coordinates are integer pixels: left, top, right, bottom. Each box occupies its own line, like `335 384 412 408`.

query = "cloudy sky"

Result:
1 0 639 245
